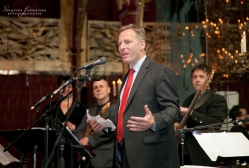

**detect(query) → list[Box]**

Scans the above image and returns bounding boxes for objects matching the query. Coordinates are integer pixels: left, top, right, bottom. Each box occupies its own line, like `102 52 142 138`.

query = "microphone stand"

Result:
175 118 249 166
44 114 50 163
43 68 92 168
40 85 77 168
58 137 65 168
41 76 82 167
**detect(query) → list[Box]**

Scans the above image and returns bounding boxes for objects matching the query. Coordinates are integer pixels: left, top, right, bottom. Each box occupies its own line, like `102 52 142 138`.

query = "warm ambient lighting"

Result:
0 70 20 75
241 31 247 54
112 81 116 96
117 79 122 94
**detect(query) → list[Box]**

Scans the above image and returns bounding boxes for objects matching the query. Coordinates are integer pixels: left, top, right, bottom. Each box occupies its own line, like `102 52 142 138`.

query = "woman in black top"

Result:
41 75 86 168
43 75 86 131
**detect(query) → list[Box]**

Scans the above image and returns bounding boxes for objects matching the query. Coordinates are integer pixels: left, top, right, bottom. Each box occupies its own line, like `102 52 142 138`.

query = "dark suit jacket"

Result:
74 103 117 168
116 57 180 168
182 90 228 166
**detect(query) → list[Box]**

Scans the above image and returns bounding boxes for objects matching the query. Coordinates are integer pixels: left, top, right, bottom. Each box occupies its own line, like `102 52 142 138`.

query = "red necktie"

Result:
117 68 135 143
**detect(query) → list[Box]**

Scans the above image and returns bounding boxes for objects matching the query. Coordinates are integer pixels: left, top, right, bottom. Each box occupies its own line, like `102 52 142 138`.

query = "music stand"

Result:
176 118 249 167
0 128 57 167
0 128 57 153
53 119 93 158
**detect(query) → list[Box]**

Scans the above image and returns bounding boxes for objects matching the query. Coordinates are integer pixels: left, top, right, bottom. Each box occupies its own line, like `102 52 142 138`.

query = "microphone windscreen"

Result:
99 57 107 64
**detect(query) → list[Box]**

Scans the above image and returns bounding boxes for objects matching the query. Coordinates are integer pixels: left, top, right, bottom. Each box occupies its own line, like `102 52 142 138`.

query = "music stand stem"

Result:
179 132 185 166
58 137 65 168
177 129 190 166
44 115 50 162
33 145 38 168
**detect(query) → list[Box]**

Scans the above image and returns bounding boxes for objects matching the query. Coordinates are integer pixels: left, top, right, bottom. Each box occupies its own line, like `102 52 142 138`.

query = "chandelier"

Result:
203 0 249 74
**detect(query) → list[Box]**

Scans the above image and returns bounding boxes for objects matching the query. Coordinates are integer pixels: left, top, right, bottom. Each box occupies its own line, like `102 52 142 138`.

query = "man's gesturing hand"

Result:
127 105 155 131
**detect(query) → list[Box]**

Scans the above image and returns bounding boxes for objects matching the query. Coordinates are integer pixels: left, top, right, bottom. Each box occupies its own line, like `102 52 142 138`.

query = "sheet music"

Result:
0 144 20 165
87 110 116 131
193 132 249 161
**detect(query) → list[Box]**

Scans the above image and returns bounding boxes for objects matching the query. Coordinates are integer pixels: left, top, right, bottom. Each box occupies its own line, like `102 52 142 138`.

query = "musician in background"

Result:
42 75 86 131
74 76 117 168
40 75 86 167
229 105 249 140
175 64 228 166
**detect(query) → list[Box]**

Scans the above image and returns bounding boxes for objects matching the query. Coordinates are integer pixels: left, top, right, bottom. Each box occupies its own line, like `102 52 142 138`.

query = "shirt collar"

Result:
97 100 110 108
130 55 146 72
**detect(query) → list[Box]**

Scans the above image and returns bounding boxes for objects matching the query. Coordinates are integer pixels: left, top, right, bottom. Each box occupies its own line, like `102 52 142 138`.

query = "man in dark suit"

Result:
74 77 116 168
89 24 180 167
175 64 228 166
115 24 181 168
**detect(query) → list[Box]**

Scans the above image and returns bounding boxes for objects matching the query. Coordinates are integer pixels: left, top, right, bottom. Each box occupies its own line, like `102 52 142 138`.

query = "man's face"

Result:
118 29 145 67
93 79 110 101
237 108 249 124
191 69 208 91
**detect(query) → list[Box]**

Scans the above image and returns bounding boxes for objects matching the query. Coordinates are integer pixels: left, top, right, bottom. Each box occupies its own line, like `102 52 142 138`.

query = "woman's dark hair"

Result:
57 75 72 86
229 105 247 120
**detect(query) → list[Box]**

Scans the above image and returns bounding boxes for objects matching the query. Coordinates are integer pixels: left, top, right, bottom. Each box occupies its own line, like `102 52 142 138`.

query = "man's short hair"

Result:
191 64 212 77
229 105 247 120
119 24 146 42
91 75 107 82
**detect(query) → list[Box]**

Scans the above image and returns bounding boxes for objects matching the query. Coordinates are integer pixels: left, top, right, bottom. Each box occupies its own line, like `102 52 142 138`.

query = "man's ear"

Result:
108 86 111 94
140 40 145 50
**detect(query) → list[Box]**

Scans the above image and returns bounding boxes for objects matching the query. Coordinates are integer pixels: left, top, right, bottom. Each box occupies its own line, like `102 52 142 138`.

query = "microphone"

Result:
31 93 51 110
77 57 107 71
52 79 71 95
73 75 102 81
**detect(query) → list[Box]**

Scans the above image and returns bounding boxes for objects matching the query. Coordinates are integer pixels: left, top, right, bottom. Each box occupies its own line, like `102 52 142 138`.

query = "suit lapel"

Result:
117 57 150 115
